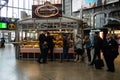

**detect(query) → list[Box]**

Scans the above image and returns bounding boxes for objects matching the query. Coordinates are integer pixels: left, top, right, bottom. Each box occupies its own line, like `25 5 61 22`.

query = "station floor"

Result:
0 44 120 80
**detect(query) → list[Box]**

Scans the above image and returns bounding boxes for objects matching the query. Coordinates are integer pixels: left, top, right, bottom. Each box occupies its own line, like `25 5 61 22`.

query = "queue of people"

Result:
37 31 119 72
84 32 119 72
37 31 72 63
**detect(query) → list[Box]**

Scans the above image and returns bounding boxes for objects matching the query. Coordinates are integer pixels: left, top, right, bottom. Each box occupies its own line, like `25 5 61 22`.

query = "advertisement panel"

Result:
32 2 62 18
72 0 119 12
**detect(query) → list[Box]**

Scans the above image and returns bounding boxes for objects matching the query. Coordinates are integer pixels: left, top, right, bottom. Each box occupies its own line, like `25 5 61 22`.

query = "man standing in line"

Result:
90 32 103 65
102 34 119 72
61 34 70 62
37 32 48 63
46 32 55 61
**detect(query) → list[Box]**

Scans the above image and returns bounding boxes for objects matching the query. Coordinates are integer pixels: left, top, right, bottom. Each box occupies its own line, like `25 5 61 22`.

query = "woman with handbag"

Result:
74 34 83 63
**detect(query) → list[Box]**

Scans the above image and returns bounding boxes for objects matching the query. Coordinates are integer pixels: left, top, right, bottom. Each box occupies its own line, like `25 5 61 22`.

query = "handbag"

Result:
95 59 104 69
74 46 77 52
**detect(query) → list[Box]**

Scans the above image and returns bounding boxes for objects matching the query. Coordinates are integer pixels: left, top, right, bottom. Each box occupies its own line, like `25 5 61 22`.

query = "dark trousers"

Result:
38 48 48 63
86 48 91 62
104 54 115 72
48 46 54 61
91 48 101 65
1 42 5 47
61 47 69 61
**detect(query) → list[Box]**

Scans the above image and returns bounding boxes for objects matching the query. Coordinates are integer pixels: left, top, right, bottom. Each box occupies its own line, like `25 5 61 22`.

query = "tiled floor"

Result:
0 44 120 80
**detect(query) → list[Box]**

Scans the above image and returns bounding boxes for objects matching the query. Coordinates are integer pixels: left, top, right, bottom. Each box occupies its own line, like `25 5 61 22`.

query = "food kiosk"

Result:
15 17 80 60
15 1 83 60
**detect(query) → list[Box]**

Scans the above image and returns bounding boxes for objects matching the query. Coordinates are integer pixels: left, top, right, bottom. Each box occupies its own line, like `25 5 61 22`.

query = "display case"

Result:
15 18 78 60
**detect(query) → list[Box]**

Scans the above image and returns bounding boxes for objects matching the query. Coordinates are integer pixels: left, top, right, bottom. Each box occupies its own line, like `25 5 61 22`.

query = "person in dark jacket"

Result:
1 37 5 48
102 34 119 72
37 32 48 63
46 32 55 61
90 32 103 65
61 34 70 62
84 35 92 64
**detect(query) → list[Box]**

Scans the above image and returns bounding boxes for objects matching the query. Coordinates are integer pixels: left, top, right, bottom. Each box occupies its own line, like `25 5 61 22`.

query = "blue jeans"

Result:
61 47 69 61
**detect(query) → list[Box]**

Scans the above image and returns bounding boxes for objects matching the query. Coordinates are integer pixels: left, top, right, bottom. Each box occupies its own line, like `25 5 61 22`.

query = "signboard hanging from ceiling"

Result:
32 1 62 19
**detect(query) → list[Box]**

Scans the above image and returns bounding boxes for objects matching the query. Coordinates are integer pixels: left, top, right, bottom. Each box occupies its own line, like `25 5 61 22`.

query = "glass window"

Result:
1 7 7 17
7 7 12 18
25 0 29 9
7 0 13 6
13 0 19 7
29 0 33 9
13 8 19 18
19 0 23 8
0 0 33 19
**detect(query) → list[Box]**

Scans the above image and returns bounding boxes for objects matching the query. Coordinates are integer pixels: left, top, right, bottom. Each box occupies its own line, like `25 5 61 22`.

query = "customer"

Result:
1 37 5 48
84 35 92 64
102 34 119 72
61 34 70 62
74 34 83 63
46 32 55 61
37 32 48 63
90 32 103 65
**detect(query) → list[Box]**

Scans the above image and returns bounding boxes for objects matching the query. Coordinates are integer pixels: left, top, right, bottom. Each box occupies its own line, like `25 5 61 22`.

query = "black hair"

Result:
95 32 99 35
47 32 50 35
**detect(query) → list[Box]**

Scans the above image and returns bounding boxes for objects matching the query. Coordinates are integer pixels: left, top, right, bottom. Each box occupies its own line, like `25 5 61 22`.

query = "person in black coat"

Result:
46 32 55 61
61 34 70 62
37 32 48 63
90 32 103 65
102 34 119 72
1 37 5 48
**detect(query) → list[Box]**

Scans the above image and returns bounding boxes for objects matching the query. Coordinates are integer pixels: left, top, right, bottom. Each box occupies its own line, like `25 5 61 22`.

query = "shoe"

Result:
37 60 42 63
89 63 94 66
60 60 63 63
107 69 115 72
42 62 47 64
77 60 81 63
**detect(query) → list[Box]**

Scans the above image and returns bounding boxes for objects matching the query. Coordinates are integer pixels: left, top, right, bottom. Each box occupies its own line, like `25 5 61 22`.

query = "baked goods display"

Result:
20 33 74 48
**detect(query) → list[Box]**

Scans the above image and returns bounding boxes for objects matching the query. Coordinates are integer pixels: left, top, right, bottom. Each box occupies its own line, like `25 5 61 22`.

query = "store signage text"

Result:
35 5 59 18
32 4 62 18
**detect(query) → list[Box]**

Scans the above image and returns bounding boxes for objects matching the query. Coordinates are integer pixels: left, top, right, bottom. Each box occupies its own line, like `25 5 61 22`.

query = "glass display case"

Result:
15 18 78 60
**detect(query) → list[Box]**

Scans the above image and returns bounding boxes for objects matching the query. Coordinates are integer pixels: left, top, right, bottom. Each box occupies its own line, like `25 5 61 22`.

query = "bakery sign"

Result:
32 2 62 18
